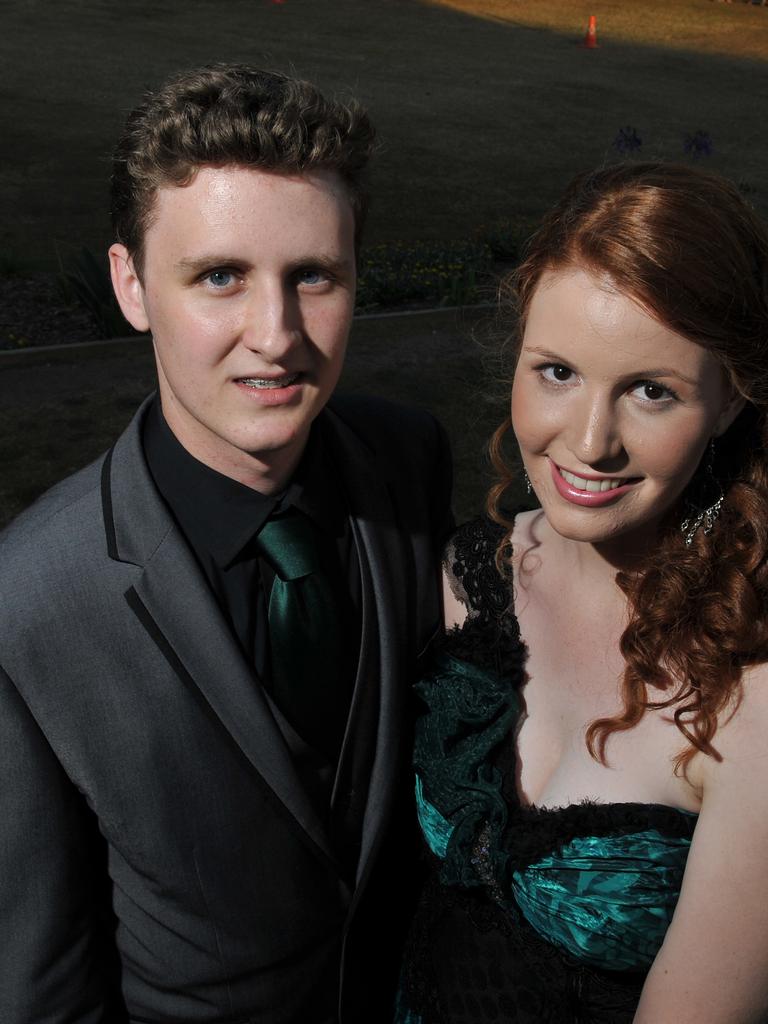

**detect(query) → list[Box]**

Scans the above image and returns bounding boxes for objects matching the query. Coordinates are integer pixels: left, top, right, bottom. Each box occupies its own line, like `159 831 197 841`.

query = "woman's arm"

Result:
634 666 768 1023
442 564 470 630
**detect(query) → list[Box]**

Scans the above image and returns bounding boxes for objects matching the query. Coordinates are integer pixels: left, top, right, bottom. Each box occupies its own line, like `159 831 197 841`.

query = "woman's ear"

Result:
714 389 747 438
108 244 150 333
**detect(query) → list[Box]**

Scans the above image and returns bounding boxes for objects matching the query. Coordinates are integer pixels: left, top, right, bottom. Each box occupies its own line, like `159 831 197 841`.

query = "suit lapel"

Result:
104 400 337 868
321 407 410 888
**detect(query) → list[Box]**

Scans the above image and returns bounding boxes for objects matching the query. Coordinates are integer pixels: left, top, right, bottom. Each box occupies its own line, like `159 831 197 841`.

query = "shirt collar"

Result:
283 420 347 538
142 398 344 568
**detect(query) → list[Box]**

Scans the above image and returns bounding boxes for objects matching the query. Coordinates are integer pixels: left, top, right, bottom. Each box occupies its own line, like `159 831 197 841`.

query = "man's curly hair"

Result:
110 63 375 279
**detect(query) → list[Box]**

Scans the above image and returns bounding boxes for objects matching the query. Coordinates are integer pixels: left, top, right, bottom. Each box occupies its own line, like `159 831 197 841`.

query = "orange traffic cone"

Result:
583 15 599 48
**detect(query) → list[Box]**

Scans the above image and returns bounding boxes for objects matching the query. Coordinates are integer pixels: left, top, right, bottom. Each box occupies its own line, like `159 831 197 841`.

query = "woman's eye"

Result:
540 364 574 384
631 381 677 403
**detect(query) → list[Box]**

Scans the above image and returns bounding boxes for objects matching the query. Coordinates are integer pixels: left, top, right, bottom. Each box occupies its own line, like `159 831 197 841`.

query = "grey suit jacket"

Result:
0 393 452 1024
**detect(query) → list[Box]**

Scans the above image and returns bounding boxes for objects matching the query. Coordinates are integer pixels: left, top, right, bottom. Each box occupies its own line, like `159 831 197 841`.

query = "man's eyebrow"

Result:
523 347 700 387
304 255 355 272
284 253 356 276
174 255 251 274
173 254 355 274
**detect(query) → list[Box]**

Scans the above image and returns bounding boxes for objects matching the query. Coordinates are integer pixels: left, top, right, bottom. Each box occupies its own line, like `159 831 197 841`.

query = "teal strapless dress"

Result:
396 517 698 1024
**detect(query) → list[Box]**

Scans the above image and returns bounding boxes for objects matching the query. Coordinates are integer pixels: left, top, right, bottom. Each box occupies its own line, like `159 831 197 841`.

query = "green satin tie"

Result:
256 509 342 756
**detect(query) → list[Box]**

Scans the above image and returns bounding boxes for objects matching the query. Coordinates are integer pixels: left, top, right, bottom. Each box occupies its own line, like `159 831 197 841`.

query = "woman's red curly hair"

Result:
487 162 768 772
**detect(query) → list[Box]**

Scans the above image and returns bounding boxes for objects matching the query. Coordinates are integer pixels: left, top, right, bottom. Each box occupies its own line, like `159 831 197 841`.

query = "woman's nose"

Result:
568 393 624 467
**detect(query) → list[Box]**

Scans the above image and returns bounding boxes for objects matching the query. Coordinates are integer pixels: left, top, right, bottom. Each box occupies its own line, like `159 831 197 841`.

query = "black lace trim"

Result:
488 710 697 869
446 515 512 624
439 515 525 680
434 615 526 684
501 799 698 873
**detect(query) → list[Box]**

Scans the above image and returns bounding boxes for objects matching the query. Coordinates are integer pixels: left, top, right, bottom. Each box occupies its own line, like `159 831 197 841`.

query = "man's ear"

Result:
108 244 150 333
714 389 747 438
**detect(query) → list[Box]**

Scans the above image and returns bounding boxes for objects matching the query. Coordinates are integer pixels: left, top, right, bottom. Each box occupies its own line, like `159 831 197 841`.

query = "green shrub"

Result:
57 246 135 338
356 239 493 311
476 217 537 262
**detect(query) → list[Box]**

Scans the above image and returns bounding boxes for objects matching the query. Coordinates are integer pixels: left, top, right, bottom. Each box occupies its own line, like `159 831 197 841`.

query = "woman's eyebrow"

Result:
632 367 699 387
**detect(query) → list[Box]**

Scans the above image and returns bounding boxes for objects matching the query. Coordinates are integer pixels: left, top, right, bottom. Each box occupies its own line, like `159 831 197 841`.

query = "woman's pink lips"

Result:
548 459 639 507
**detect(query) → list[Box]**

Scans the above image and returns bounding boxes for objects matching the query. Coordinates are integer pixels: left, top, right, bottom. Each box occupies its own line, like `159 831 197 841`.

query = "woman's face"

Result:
511 266 743 553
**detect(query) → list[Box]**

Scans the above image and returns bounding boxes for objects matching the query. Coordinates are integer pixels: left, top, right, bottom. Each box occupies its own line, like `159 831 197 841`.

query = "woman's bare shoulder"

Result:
686 659 768 802
716 660 768 755
635 661 768 1022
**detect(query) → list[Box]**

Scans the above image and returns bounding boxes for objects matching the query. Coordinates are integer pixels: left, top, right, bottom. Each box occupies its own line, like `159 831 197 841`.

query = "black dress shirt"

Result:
142 399 361 773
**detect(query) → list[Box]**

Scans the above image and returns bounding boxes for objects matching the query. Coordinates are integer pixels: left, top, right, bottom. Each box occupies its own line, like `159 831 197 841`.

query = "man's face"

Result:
110 165 356 491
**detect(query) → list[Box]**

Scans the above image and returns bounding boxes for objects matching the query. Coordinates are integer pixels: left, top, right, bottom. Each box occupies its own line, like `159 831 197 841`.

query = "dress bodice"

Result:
397 516 698 1024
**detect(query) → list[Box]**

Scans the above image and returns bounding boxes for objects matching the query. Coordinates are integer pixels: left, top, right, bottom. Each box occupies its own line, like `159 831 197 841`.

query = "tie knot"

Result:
256 510 321 581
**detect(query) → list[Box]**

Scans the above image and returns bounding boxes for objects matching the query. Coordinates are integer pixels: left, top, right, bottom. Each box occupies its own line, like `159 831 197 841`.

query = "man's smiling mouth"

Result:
237 373 300 389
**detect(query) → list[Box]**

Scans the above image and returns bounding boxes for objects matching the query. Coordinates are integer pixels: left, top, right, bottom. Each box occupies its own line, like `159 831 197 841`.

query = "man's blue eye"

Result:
207 270 233 288
298 269 326 286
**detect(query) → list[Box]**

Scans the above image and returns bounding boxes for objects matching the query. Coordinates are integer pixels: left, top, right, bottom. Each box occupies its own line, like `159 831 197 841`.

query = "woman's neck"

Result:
522 510 653 601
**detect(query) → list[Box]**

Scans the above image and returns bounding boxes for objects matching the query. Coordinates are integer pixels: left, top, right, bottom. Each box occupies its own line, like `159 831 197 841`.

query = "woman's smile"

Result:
550 459 641 507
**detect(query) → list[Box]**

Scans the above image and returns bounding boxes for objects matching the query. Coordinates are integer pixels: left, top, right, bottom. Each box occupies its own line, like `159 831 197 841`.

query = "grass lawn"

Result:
2 0 767 270
0 309 522 530
431 0 768 59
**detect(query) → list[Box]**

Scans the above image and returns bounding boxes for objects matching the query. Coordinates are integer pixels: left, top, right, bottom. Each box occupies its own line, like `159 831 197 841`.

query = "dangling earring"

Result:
523 469 533 496
680 439 724 547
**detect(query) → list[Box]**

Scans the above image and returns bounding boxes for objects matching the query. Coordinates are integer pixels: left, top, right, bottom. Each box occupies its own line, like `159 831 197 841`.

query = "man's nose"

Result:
242 280 303 361
568 392 624 467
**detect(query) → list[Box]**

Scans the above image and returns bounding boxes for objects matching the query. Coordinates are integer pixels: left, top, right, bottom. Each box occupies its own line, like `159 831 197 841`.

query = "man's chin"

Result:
229 422 315 478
